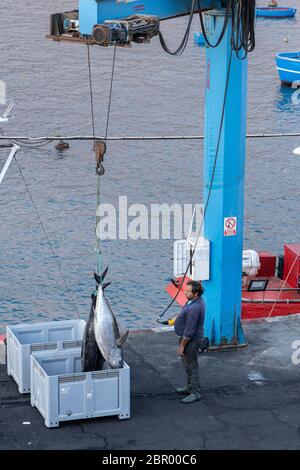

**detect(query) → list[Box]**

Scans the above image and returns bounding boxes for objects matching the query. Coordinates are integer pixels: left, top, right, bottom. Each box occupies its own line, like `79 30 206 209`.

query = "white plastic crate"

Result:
6 319 86 393
30 348 130 428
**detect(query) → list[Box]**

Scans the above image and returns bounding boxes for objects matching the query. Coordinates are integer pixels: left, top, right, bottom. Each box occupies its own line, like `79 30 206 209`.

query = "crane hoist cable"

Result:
86 41 117 282
13 155 81 318
86 42 97 146
197 0 232 49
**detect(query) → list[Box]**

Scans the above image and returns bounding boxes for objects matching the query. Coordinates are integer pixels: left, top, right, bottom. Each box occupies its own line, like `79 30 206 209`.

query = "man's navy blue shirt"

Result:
174 296 205 339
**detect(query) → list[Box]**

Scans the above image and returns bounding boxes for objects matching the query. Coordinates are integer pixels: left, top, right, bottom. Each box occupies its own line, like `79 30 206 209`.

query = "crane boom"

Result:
79 0 225 34
49 0 230 46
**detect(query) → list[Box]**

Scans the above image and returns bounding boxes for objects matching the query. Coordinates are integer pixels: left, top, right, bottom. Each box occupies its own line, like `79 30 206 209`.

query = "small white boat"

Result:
256 7 297 18
276 51 300 86
293 147 300 156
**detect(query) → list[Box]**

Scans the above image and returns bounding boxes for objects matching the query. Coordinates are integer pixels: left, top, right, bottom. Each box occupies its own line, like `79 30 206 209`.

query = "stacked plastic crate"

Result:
6 320 130 427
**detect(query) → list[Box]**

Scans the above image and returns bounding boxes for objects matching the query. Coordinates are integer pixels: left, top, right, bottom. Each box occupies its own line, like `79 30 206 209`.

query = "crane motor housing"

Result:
93 15 160 46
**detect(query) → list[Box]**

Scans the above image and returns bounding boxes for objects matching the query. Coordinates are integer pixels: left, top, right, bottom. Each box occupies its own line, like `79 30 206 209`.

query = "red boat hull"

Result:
166 244 300 321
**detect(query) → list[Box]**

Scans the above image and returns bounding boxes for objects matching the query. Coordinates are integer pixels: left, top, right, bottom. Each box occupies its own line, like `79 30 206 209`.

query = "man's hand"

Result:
177 344 185 357
177 338 190 357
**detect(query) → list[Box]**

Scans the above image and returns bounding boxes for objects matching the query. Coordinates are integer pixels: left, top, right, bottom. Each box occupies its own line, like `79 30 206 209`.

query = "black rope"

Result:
198 0 232 49
13 156 81 318
229 0 255 59
157 47 234 321
158 0 196 56
86 41 96 142
159 1 255 58
104 45 117 143
197 0 256 58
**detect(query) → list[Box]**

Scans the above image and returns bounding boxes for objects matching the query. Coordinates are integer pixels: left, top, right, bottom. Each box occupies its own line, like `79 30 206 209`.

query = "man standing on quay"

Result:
174 280 205 404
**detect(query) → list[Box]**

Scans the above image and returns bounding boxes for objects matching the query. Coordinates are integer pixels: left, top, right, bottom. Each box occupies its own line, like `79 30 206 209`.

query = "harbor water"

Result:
0 1 299 331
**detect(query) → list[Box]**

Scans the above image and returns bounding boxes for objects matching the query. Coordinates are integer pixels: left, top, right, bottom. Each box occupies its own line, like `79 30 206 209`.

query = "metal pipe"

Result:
0 132 300 142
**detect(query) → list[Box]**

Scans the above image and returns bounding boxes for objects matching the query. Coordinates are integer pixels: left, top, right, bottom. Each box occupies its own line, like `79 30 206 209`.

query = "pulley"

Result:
93 140 106 175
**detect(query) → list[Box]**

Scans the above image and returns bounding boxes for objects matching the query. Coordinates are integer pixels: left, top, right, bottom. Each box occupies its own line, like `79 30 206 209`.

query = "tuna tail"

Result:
94 267 108 285
90 281 110 306
116 330 129 347
102 281 111 290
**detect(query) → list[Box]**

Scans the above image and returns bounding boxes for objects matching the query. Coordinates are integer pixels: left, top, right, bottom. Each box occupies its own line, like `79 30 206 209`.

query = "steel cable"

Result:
13 156 81 318
157 47 234 321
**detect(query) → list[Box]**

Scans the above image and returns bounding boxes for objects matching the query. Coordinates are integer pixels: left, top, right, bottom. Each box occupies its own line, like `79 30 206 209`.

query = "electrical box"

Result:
174 237 210 281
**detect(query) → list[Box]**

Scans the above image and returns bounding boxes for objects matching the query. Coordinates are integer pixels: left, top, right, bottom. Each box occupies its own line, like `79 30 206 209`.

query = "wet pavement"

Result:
1 315 300 450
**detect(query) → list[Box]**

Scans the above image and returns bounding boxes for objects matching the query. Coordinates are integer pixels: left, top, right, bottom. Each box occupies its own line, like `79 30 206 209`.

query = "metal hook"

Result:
93 140 106 176
96 163 105 175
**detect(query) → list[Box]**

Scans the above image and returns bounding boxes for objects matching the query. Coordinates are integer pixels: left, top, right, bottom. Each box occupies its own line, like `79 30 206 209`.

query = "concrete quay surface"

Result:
1 314 300 450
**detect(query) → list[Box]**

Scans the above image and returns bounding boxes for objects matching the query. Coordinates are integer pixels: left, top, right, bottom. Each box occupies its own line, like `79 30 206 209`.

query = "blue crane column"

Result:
202 10 247 347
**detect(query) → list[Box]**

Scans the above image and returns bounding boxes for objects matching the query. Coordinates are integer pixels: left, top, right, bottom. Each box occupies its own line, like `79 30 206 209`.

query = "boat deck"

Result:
166 274 300 320
242 276 300 301
1 314 300 450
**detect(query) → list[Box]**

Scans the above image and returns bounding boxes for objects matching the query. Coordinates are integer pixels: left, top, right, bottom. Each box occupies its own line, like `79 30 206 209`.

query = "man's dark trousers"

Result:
180 338 202 393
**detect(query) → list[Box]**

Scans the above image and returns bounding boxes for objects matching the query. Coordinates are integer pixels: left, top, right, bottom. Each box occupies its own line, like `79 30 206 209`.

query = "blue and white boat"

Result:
256 7 297 18
276 51 300 86
194 32 205 47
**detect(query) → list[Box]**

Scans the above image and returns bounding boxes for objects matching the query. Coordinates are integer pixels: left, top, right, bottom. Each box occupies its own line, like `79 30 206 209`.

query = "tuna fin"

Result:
116 330 129 347
102 281 111 290
94 267 108 285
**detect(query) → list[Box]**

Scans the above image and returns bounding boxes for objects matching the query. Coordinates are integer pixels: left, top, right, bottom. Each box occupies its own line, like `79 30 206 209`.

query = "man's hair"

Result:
186 280 204 296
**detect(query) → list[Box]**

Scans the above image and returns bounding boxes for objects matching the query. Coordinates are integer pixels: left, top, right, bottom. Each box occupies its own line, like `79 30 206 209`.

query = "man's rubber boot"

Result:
181 392 202 404
176 385 192 394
